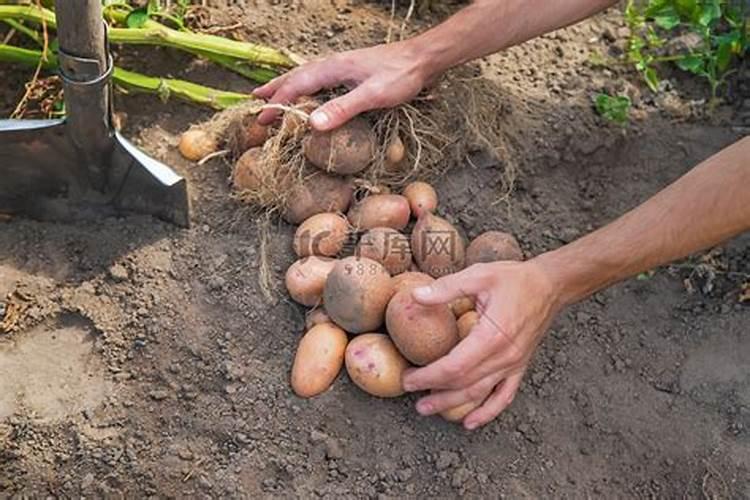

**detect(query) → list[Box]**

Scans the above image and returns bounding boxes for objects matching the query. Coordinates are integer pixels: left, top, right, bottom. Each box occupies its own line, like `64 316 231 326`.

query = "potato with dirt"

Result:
466 231 523 265
347 194 411 231
385 288 459 365
356 227 412 275
284 172 354 224
228 115 269 156
403 181 438 218
457 310 479 340
305 307 332 330
178 129 217 161
450 296 475 317
345 333 410 397
304 117 376 174
293 213 349 258
411 212 466 277
291 323 348 398
285 256 337 307
232 147 266 192
323 257 394 333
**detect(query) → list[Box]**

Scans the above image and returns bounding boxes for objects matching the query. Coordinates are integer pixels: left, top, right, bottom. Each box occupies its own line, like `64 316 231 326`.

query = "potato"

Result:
391 271 433 294
411 212 466 278
284 172 354 225
345 333 410 398
291 323 348 398
285 256 337 307
385 288 459 366
305 307 332 331
384 135 406 172
348 195 411 231
439 398 483 422
228 115 269 156
179 129 217 161
304 117 375 175
457 310 479 340
357 227 412 275
283 96 320 136
323 257 394 333
293 213 349 258
403 182 438 219
450 296 475 317
232 147 265 192
466 231 523 266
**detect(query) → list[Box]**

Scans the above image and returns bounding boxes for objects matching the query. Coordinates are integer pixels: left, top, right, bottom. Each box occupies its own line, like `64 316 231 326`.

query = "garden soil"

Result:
1 1 748 497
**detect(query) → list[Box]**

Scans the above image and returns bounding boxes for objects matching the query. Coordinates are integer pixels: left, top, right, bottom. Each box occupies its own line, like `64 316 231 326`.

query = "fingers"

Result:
308 84 380 131
464 371 524 430
412 265 490 306
414 372 499 416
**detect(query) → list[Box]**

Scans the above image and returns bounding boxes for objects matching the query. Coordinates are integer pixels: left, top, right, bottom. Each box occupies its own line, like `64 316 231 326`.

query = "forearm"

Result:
408 0 618 78
538 137 750 307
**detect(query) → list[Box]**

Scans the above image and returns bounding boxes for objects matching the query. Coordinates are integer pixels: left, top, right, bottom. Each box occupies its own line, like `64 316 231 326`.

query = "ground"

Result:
1 1 749 497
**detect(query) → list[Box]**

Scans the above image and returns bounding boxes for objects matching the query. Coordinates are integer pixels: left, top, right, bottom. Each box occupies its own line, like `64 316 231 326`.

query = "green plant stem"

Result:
0 43 253 109
1 18 43 46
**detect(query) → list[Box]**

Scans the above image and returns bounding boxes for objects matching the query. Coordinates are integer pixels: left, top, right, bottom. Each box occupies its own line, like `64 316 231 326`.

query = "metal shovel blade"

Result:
0 119 190 227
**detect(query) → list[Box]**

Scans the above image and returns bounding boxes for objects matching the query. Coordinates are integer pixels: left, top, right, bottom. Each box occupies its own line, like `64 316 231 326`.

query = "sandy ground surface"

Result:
1 1 749 497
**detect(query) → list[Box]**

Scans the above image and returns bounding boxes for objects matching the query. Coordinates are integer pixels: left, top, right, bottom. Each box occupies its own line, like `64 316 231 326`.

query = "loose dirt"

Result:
1 1 748 497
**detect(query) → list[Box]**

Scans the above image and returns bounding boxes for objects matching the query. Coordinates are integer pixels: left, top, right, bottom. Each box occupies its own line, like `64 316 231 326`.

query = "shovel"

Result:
0 1 190 227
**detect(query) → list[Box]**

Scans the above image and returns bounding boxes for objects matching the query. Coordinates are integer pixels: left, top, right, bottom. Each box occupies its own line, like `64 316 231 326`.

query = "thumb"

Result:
310 86 375 131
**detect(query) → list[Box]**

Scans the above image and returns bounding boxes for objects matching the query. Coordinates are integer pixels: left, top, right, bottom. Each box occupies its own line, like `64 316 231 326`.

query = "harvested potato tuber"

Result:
291 323 348 398
179 129 217 161
304 117 376 175
348 194 411 231
450 296 475 317
391 271 434 294
345 333 410 398
285 256 337 307
466 231 523 266
284 172 354 225
293 213 349 258
323 257 394 334
457 310 479 340
384 135 406 172
403 182 438 219
357 227 412 275
411 212 466 278
305 308 332 331
282 96 320 136
232 147 265 192
385 288 459 366
228 115 269 156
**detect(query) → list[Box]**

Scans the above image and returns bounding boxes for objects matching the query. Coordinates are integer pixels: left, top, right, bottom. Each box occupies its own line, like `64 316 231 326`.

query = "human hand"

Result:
402 259 565 430
253 40 435 131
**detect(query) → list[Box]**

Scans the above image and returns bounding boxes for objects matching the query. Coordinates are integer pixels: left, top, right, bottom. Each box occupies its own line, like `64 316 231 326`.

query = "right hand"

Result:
254 40 434 131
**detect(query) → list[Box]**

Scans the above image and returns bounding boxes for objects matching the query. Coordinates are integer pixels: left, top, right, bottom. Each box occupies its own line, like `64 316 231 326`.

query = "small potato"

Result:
457 310 479 340
357 227 412 275
284 172 354 225
232 147 265 192
291 323 348 398
305 308 332 331
403 182 438 219
391 271 434 294
228 115 269 156
450 296 475 317
323 257 394 334
282 96 320 136
348 194 411 231
466 231 523 266
304 117 376 175
294 213 349 258
385 288 459 366
285 256 337 307
345 333 410 398
179 129 217 161
411 212 466 278
385 135 406 172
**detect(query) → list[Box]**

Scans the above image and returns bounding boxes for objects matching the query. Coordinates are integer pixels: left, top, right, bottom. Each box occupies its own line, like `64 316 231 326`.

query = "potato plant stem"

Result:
0 44 253 110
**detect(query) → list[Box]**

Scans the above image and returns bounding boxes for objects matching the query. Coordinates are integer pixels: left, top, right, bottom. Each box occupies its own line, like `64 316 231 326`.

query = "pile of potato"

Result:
179 111 523 422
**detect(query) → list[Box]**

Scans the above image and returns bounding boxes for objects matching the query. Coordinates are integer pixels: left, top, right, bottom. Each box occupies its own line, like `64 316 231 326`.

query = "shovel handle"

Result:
56 1 107 69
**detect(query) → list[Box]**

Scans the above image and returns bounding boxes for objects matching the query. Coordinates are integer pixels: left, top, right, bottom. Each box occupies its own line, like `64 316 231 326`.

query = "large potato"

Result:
391 271 434 294
403 182 438 219
348 195 411 231
411 212 466 278
291 323 348 398
285 256 337 307
293 213 349 258
466 231 523 266
323 257 394 334
385 288 459 366
345 333 410 398
357 227 412 275
304 117 376 175
284 172 354 225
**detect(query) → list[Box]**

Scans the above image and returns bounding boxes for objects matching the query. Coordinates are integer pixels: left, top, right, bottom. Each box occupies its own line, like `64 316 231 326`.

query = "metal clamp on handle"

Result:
57 21 113 88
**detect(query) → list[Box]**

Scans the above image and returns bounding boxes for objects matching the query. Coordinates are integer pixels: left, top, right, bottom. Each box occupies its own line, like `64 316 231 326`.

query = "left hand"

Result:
402 259 564 430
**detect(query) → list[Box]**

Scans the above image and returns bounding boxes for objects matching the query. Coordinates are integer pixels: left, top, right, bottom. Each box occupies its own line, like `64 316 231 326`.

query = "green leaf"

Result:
674 0 698 19
126 7 149 28
644 67 660 92
698 0 721 27
652 5 681 29
595 93 632 125
676 54 705 74
715 40 733 72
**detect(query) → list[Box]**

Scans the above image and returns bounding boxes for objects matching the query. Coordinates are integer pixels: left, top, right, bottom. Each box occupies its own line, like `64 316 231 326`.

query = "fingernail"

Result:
465 420 478 430
310 110 330 129
416 401 433 415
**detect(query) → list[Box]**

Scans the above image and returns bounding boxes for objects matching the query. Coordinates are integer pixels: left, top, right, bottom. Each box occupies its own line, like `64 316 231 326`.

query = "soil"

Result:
1 1 749 497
